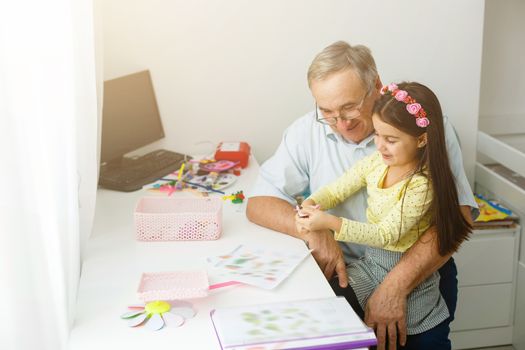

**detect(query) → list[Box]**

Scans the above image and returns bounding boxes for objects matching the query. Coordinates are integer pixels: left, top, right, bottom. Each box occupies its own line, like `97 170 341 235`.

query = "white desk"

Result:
69 157 336 349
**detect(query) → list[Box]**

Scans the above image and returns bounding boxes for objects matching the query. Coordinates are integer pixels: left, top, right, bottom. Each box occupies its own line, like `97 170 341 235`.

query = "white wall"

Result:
99 0 484 183
479 0 525 138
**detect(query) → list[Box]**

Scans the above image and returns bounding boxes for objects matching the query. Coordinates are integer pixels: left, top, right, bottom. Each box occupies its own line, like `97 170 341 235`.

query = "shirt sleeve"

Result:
443 116 478 215
248 117 311 205
309 152 378 210
334 175 433 249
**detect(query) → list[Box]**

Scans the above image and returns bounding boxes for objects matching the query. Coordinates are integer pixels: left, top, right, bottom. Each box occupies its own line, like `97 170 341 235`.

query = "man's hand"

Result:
364 281 408 350
247 196 347 288
304 230 348 288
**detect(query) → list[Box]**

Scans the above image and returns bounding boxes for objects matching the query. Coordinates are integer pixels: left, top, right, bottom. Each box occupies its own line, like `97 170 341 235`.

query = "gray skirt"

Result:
348 247 450 335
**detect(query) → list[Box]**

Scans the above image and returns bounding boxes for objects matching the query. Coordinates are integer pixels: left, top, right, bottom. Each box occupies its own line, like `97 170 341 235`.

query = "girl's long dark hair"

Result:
372 82 471 255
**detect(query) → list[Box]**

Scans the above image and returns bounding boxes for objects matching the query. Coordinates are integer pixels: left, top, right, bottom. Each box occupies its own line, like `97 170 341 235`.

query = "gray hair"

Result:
307 41 378 92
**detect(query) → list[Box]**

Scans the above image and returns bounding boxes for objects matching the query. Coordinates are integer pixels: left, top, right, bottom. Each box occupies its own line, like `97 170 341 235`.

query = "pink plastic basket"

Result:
134 197 222 241
137 271 210 301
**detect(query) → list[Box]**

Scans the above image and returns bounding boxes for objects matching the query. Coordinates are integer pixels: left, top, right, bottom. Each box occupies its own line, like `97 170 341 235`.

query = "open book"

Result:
210 296 376 350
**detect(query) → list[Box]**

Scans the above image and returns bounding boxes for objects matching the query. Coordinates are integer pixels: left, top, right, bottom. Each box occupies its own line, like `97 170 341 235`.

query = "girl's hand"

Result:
296 199 316 218
295 204 316 233
296 205 331 232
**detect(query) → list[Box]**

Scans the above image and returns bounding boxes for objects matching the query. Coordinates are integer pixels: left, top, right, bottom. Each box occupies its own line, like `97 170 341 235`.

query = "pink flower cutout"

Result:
394 90 408 101
406 103 422 115
387 83 398 92
380 86 388 95
416 117 430 128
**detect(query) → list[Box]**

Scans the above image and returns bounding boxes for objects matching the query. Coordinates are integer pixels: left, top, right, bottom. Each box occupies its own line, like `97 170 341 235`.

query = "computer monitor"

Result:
100 70 165 163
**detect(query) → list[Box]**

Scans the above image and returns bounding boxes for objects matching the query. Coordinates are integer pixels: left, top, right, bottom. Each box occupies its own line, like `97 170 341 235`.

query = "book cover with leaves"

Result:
210 296 376 350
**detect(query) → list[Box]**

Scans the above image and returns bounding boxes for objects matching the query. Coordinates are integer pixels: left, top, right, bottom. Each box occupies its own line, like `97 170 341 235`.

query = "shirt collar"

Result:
322 123 375 147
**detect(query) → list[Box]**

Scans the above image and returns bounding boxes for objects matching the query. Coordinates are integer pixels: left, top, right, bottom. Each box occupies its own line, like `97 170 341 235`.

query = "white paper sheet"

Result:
207 244 311 290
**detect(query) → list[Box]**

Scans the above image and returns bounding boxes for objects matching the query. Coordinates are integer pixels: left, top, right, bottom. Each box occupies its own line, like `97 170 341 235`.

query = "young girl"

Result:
296 82 471 347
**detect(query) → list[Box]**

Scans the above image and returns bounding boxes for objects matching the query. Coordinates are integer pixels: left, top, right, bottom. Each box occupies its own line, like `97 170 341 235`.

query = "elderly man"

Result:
247 41 476 350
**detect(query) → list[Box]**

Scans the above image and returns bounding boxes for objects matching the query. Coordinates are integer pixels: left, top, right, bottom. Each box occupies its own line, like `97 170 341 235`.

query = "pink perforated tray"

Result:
134 197 222 241
137 271 210 302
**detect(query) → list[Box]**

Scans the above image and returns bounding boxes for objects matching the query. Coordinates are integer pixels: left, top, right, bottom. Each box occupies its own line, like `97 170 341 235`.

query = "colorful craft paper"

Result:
207 244 311 290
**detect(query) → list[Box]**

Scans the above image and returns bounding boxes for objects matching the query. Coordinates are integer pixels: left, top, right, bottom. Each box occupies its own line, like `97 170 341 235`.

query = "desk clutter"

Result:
122 245 312 332
148 141 250 195
121 144 375 347
132 140 254 242
135 152 249 241
147 158 244 199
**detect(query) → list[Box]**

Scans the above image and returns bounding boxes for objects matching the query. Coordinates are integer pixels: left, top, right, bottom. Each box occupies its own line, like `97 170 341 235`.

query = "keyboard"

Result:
99 149 191 192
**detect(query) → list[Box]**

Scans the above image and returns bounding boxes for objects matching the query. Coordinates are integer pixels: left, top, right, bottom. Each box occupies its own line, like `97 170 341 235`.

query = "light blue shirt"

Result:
249 110 478 261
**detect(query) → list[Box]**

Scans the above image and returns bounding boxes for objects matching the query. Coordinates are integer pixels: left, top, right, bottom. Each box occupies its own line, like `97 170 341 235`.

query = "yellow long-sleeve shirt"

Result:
309 151 433 252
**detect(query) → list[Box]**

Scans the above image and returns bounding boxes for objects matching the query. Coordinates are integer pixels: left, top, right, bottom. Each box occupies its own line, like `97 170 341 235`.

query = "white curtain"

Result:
0 1 98 349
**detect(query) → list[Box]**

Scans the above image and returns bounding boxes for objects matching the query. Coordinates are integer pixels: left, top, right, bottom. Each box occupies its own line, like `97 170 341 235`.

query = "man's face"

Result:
310 69 377 143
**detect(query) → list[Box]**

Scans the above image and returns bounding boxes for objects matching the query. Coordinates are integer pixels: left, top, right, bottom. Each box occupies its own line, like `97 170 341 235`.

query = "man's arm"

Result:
365 205 473 350
246 196 299 237
246 196 348 286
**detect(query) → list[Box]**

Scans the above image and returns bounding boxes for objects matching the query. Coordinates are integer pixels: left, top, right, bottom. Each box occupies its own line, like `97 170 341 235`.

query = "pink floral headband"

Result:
380 83 430 128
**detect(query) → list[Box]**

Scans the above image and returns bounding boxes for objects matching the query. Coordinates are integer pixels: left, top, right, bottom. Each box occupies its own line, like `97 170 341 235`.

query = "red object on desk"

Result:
214 142 251 168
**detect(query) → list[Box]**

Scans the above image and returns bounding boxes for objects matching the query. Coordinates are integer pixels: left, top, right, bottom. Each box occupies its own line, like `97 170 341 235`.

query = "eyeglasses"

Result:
315 90 369 126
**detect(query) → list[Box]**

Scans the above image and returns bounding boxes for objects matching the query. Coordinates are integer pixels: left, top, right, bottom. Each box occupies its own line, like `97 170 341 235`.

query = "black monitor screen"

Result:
100 70 164 163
